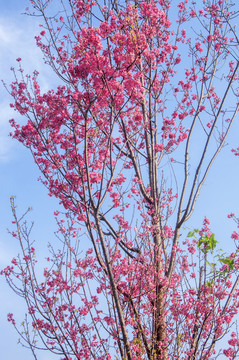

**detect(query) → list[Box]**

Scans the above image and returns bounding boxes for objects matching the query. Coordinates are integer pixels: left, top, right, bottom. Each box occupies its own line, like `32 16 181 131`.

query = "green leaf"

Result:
197 233 217 253
208 233 218 250
187 229 200 237
206 280 213 287
219 257 234 271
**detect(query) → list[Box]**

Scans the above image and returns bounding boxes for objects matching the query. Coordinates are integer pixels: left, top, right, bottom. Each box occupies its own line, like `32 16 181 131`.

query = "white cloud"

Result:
0 14 55 162
0 17 38 68
0 23 14 44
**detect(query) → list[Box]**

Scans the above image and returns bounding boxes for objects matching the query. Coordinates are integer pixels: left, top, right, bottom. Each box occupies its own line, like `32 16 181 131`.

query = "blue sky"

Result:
0 1 59 359
0 0 239 359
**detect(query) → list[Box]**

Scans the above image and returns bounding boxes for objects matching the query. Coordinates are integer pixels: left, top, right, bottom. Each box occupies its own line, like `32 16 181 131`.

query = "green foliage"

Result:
187 229 218 254
187 229 199 237
197 233 218 254
219 256 234 273
187 229 236 277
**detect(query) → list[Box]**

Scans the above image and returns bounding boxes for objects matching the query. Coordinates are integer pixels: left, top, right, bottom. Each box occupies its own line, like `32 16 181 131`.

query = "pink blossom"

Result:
231 231 239 240
155 143 164 152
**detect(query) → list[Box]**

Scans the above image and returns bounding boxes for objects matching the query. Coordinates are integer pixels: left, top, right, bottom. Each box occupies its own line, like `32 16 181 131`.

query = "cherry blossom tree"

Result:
2 0 239 359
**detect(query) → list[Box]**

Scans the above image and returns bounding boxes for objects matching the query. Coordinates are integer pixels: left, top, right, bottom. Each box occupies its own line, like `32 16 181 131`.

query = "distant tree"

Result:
2 0 239 359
